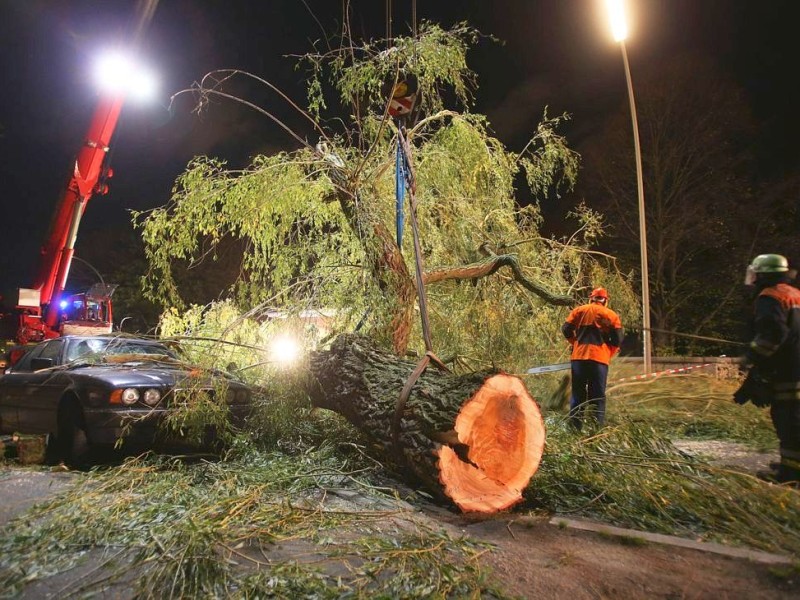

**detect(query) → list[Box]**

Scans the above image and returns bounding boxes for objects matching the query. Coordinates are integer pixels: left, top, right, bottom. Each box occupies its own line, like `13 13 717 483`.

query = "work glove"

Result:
732 367 772 407
732 386 749 405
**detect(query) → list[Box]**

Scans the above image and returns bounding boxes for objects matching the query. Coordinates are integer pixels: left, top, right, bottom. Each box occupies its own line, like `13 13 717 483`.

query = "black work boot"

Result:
759 464 800 488
774 465 800 487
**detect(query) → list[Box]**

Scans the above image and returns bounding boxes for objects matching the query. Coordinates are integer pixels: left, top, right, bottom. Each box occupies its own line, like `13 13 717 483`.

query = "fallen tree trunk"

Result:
308 334 545 513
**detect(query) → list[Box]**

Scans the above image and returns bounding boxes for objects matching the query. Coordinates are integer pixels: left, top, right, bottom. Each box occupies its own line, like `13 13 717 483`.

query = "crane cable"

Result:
388 0 456 459
386 0 392 43
386 0 417 43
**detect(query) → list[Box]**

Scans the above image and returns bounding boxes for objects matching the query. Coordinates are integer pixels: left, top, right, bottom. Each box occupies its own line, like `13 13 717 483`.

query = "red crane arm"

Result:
35 93 124 327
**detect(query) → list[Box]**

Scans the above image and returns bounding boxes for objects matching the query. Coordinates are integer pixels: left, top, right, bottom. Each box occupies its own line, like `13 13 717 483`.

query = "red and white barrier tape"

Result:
611 362 713 384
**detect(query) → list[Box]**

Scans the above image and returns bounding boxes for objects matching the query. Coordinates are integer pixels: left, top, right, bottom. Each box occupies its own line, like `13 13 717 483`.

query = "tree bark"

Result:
308 334 545 513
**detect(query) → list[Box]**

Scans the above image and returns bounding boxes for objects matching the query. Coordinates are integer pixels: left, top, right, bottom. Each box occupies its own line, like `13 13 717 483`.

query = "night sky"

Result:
0 0 797 295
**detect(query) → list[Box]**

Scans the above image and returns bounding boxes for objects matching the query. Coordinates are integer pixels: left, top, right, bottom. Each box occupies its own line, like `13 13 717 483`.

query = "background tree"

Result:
578 56 757 352
135 22 638 371
76 228 245 335
733 173 800 272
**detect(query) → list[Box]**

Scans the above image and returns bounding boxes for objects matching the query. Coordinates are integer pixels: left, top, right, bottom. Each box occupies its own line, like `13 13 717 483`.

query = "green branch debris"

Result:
0 445 503 598
527 373 800 557
2 374 800 597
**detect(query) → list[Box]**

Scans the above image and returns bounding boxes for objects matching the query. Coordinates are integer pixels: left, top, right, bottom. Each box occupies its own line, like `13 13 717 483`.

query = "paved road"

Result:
0 466 79 528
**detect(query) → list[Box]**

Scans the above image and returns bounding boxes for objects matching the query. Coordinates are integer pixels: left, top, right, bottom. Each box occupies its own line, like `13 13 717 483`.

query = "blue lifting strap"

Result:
395 137 406 247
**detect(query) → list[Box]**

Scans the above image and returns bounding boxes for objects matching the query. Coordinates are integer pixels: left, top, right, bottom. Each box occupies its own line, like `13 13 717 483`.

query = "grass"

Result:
525 415 800 557
0 443 505 598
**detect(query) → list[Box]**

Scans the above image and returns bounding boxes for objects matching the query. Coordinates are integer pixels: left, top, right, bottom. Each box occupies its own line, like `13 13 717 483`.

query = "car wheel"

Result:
57 402 92 468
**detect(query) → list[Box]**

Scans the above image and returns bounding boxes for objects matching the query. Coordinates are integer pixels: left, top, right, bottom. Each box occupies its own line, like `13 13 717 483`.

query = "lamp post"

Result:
605 0 651 374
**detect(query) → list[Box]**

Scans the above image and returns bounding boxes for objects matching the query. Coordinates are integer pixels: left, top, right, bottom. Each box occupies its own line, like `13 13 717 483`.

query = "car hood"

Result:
65 362 247 390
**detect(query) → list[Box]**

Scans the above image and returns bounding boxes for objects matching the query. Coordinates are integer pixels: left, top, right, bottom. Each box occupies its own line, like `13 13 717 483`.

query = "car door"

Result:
0 364 18 432
14 339 68 434
0 343 47 433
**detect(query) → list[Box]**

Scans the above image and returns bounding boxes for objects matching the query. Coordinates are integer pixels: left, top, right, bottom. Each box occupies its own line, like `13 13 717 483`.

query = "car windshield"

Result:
66 338 179 363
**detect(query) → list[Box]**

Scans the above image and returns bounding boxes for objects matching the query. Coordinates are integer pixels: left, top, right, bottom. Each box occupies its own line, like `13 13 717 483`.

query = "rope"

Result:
391 351 449 456
610 362 714 384
398 127 433 352
390 6 453 459
628 326 746 348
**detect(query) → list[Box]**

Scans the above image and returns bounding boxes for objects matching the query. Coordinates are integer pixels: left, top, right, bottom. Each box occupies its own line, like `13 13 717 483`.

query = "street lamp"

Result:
605 0 652 374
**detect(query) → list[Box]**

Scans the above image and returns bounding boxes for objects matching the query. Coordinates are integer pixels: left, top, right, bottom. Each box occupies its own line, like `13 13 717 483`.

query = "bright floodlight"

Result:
93 51 157 101
269 335 302 367
94 52 131 93
606 0 628 42
128 68 158 102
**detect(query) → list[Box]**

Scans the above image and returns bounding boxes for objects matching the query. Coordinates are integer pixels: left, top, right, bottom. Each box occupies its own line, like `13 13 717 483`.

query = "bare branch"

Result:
172 69 332 148
172 85 311 150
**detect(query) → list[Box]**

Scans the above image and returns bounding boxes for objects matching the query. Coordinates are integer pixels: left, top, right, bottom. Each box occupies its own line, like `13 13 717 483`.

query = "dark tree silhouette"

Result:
579 55 760 350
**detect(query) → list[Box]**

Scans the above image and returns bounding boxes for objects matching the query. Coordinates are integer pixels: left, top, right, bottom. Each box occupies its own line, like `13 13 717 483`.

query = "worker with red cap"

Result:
561 287 624 430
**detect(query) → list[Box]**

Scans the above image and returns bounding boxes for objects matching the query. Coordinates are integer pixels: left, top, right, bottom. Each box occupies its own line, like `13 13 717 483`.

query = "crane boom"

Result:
4 0 160 346
36 94 124 328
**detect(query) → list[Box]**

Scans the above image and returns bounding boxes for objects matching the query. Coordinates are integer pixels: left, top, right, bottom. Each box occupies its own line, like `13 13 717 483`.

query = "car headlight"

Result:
143 388 162 406
120 388 140 405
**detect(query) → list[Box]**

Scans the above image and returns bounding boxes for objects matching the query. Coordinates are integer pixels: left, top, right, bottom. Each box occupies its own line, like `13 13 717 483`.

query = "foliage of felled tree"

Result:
156 300 328 444
135 22 637 370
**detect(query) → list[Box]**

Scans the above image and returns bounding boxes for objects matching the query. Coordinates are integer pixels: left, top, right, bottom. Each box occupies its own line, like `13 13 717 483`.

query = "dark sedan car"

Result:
0 335 252 465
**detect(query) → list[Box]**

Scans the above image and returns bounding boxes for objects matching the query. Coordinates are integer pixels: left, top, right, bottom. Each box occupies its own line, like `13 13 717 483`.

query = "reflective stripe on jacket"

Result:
773 381 800 401
748 282 800 387
562 303 624 365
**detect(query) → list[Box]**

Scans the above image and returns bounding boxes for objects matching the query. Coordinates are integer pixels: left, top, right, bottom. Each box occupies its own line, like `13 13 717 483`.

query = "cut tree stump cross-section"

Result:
308 334 545 513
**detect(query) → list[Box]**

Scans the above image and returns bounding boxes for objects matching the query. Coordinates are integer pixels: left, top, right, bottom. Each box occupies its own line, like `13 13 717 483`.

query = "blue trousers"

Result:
569 360 609 431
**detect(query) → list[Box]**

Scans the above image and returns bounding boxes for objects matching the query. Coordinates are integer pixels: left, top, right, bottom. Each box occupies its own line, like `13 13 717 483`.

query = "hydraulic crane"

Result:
14 93 124 344
4 0 159 349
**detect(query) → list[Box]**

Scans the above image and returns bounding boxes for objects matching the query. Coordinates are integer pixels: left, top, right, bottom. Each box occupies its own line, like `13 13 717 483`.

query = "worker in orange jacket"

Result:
562 287 624 430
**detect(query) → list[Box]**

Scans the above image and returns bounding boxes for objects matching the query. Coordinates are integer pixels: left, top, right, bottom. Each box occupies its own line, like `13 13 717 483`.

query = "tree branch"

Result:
423 254 574 306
